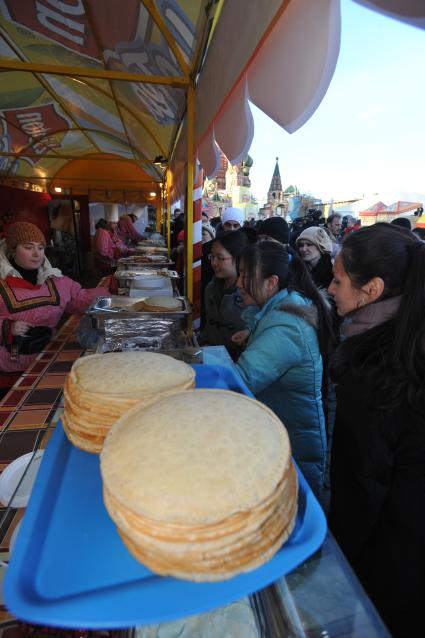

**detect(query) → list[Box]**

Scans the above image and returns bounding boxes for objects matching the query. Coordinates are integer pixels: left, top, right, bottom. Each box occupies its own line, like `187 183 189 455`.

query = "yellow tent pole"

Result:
166 170 171 256
155 193 161 231
0 59 189 86
186 84 194 306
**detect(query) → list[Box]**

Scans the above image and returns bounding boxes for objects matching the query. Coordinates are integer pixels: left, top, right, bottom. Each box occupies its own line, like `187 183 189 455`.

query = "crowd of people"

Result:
186 205 424 637
0 205 423 636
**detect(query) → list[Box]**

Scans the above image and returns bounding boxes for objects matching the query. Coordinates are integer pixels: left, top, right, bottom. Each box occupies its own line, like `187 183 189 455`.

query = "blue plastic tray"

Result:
5 363 327 628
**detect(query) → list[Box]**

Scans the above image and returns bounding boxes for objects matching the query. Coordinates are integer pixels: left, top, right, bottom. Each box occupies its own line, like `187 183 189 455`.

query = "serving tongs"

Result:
91 298 126 313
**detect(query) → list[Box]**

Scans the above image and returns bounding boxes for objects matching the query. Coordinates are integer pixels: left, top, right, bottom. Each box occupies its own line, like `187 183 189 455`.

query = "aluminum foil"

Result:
103 317 178 352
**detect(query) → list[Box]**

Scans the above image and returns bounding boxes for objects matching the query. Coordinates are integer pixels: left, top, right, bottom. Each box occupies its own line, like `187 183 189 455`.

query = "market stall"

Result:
0 1 423 635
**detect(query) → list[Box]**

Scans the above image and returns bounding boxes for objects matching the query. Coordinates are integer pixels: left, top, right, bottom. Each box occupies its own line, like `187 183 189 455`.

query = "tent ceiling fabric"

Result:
0 1 421 199
0 0 210 199
197 0 341 178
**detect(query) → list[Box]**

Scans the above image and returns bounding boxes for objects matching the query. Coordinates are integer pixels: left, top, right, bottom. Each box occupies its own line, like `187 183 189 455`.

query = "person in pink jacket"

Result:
94 218 130 272
0 221 109 396
117 214 146 244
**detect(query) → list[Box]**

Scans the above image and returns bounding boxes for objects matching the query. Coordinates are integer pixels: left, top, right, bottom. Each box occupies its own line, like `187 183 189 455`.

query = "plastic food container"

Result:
0 450 44 508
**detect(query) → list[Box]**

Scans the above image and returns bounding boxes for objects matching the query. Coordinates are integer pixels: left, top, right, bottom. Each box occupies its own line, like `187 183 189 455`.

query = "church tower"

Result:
267 157 284 208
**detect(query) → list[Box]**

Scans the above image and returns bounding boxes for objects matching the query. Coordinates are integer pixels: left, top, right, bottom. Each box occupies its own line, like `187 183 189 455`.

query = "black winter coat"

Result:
310 253 333 289
329 322 425 637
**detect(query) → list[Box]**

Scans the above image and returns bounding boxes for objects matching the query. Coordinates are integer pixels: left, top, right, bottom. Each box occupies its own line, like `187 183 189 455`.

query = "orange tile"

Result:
9 409 51 428
36 374 67 388
55 351 82 361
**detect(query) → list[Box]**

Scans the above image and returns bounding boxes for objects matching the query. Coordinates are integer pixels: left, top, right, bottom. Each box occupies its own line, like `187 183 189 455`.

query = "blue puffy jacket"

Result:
236 288 326 499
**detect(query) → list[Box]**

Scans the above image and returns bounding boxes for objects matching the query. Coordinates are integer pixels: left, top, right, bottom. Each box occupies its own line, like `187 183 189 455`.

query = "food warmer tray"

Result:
5 364 327 629
115 269 179 286
86 295 191 330
118 256 174 269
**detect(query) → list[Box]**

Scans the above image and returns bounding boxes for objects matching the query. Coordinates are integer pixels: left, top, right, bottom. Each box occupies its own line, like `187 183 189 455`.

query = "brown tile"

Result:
25 388 62 407
0 412 13 428
0 429 40 464
38 352 56 361
35 374 67 389
9 409 51 428
2 390 27 408
45 342 61 352
55 350 82 361
25 361 49 375
14 374 38 389
47 360 74 373
62 341 83 351
2 508 24 551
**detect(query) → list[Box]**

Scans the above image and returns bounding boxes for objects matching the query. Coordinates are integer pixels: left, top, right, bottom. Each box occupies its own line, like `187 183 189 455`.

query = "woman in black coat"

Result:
328 223 425 637
296 226 334 289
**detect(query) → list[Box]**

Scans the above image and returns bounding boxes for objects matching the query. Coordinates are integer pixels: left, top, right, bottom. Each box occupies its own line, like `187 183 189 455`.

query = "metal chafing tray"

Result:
114 269 179 289
86 295 191 330
117 256 174 269
136 239 166 247
134 246 168 254
95 323 203 363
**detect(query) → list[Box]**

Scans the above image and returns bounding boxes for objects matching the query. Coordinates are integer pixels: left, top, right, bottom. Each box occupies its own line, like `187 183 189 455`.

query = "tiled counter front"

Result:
0 316 124 638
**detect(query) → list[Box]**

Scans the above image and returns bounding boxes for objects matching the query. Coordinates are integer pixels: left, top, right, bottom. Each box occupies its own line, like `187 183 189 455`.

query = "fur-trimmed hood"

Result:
277 288 331 331
277 301 319 330
0 245 62 284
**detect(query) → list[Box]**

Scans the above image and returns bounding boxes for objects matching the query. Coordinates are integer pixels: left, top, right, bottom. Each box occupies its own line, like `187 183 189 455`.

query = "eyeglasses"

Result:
208 254 232 262
223 222 241 230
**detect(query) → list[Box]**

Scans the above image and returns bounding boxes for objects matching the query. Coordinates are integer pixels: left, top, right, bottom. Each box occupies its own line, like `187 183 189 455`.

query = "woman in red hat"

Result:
0 221 109 397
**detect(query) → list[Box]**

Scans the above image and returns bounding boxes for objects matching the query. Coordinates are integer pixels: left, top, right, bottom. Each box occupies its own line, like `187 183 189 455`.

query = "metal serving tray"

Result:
95 330 203 363
134 246 168 255
86 295 191 330
115 268 179 280
117 256 174 269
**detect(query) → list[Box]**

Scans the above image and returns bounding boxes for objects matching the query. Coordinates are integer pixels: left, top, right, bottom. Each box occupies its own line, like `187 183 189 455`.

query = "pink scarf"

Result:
341 295 401 338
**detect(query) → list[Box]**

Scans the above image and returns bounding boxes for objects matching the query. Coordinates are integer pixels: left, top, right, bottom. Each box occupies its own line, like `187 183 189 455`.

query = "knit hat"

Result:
258 217 289 244
222 207 244 226
296 226 332 255
7 222 46 250
202 222 215 241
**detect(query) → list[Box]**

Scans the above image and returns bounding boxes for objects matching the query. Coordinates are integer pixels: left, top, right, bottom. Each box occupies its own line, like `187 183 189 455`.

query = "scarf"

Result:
10 258 39 285
341 295 402 338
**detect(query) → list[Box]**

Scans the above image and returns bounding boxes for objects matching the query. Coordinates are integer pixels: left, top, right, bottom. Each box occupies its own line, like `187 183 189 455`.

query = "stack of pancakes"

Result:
132 296 182 312
63 352 195 453
100 389 298 581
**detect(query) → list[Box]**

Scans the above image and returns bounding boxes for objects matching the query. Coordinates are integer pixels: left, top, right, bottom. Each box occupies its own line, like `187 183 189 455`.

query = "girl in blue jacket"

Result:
234 241 335 500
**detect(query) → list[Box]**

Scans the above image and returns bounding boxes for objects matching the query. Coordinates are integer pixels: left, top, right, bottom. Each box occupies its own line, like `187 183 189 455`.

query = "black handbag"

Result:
10 326 52 357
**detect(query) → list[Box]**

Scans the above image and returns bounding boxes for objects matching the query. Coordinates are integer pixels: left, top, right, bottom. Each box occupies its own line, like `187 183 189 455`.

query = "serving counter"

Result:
0 316 389 637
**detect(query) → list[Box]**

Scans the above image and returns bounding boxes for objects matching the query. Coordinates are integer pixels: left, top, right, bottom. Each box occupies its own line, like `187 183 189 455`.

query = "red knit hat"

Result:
6 222 46 250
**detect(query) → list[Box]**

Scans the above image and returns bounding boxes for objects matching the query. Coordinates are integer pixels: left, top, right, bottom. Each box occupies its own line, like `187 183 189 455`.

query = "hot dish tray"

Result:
86 295 191 330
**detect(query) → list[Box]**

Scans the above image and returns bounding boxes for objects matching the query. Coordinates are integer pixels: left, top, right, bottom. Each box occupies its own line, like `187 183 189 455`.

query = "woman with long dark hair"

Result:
234 241 336 499
200 230 250 359
328 223 425 637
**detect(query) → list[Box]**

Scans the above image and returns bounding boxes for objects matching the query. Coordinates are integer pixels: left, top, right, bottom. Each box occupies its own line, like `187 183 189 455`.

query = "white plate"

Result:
0 450 44 508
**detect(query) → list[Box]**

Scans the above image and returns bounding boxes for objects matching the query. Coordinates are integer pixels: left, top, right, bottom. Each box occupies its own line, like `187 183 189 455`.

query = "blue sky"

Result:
248 0 425 206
